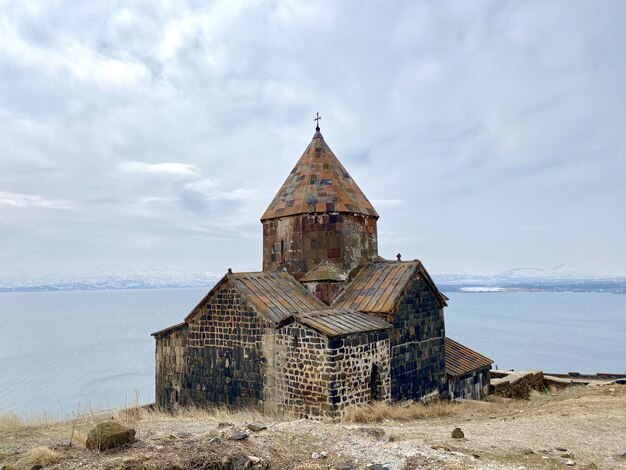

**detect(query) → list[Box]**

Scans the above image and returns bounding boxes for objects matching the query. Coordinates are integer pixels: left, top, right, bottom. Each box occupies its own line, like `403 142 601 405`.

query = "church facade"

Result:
153 124 455 418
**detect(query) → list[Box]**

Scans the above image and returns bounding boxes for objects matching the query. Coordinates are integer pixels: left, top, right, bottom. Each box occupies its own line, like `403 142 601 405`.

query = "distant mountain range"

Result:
0 267 222 293
0 264 624 294
433 264 626 293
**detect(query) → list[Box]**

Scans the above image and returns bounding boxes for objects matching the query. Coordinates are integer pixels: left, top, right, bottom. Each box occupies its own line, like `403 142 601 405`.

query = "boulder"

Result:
86 421 136 451
451 427 464 439
229 430 248 441
246 422 267 432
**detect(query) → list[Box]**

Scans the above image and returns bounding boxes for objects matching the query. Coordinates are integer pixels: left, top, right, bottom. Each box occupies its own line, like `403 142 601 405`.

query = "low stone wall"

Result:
491 370 545 399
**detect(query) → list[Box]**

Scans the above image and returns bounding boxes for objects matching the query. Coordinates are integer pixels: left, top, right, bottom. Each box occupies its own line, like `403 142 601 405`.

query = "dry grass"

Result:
0 412 56 432
115 403 295 430
344 400 471 423
17 446 60 468
0 412 25 432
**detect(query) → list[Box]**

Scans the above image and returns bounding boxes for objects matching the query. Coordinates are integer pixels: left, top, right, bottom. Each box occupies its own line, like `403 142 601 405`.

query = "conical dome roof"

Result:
261 131 379 221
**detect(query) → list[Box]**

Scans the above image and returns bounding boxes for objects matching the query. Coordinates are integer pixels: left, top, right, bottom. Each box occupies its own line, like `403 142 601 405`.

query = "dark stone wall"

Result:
155 325 188 409
448 369 490 400
389 276 446 400
262 213 378 279
184 281 271 407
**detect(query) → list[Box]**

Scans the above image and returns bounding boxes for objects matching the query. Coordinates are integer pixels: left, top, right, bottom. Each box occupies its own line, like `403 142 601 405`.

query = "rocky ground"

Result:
1 382 625 470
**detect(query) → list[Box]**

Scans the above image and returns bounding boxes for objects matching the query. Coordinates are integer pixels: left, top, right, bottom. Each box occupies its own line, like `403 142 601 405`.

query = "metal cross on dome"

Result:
314 112 321 130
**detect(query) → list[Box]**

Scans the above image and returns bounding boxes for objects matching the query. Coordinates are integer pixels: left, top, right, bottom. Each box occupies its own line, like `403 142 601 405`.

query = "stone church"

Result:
153 122 491 418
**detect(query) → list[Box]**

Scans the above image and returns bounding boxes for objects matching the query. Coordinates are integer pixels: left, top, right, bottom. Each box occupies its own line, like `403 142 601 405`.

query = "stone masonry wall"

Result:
262 213 378 280
275 322 391 419
302 281 344 305
274 322 333 418
329 331 391 416
155 325 188 409
448 369 490 400
184 281 273 408
389 277 446 399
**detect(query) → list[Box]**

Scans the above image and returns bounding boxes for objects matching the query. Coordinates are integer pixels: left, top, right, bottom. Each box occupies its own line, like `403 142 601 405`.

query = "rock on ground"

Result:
85 421 136 451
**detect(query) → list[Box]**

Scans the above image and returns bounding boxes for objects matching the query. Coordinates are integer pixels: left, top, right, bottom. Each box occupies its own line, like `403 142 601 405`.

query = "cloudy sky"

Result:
1 0 625 278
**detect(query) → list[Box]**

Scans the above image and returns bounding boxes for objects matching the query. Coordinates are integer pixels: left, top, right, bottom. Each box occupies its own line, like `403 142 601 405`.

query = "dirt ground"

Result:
1 382 625 470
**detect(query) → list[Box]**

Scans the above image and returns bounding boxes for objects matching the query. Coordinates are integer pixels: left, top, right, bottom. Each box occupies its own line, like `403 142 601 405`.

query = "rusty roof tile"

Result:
261 131 379 221
295 309 391 337
445 337 493 377
229 271 326 324
332 260 447 313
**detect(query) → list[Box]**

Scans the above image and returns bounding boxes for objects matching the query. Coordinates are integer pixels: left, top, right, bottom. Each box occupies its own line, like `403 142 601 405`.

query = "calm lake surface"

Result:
1 288 624 417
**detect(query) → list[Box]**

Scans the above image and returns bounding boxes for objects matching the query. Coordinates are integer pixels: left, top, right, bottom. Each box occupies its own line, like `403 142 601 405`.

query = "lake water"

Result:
0 288 624 417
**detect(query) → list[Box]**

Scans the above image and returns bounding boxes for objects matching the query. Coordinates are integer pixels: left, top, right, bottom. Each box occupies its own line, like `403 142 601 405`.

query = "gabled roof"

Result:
296 309 391 337
261 130 379 221
182 271 326 326
332 260 448 313
300 259 349 283
229 271 326 324
445 337 493 377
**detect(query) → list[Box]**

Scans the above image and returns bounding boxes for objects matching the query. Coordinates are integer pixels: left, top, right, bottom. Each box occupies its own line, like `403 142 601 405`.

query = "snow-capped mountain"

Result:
0 263 624 293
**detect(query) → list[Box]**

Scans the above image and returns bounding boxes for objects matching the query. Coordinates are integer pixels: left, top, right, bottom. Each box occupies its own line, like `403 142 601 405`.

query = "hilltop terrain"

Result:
1 382 624 470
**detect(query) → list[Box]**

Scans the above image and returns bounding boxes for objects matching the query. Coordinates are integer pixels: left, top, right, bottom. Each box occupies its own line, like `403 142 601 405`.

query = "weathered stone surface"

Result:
491 371 545 400
246 422 267 432
229 431 248 441
85 421 135 451
451 427 464 439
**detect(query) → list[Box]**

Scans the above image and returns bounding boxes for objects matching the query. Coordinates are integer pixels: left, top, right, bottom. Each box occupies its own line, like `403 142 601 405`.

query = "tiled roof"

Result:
332 260 447 313
300 260 349 282
181 271 326 326
295 309 391 337
151 322 186 337
261 131 379 221
445 337 493 376
229 272 327 324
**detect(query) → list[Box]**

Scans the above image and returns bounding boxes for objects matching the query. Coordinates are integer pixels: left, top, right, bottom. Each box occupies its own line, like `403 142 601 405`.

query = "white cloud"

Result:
0 1 625 275
117 162 200 176
0 191 72 209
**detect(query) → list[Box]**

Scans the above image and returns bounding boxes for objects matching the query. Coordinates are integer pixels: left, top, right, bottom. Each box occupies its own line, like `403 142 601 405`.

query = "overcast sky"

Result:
1 1 625 278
